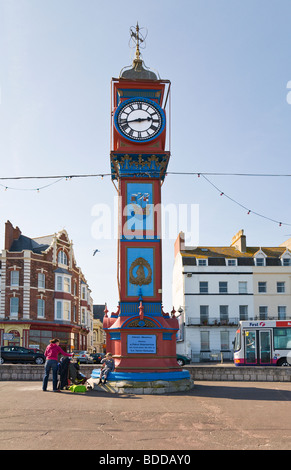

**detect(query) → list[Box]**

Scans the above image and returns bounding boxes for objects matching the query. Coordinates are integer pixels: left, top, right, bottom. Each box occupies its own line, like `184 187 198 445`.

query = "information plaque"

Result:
127 334 156 354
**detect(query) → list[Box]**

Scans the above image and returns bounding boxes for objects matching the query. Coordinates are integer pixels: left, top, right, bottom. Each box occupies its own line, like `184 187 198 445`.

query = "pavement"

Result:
0 380 291 451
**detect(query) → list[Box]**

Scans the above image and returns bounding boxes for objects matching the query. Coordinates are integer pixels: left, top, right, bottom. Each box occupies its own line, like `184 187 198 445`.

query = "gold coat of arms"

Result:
129 257 152 286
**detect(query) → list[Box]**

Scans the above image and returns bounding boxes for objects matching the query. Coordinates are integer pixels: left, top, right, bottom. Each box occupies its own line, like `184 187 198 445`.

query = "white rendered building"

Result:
173 230 291 362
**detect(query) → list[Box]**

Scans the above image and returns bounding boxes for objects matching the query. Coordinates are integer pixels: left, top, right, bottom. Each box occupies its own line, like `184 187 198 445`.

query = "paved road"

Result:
0 380 290 451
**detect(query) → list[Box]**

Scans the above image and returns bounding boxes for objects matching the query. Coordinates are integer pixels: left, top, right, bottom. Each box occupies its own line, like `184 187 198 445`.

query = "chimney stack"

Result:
4 220 21 251
174 231 185 257
230 229 246 253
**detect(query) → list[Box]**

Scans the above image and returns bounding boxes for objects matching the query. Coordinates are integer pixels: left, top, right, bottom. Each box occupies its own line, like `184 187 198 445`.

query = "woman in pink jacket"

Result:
42 338 73 392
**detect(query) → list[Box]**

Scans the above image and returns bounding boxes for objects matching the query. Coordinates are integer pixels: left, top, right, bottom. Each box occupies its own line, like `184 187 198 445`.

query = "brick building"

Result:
0 221 93 352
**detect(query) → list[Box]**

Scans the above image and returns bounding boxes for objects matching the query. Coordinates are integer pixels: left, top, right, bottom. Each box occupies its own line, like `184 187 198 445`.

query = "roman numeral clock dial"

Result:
114 97 165 142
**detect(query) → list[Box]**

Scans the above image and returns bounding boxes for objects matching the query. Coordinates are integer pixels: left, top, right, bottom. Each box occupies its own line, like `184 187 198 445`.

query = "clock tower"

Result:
89 25 193 393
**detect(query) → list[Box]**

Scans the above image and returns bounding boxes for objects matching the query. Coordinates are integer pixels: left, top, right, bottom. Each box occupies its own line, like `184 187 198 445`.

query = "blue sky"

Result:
1 0 291 312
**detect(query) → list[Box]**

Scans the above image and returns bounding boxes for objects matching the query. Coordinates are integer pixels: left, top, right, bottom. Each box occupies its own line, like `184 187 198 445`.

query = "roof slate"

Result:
9 235 49 254
181 246 287 259
93 304 106 321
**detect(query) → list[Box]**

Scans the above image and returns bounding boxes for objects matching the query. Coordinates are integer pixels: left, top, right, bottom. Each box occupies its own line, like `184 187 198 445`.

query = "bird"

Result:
93 249 100 256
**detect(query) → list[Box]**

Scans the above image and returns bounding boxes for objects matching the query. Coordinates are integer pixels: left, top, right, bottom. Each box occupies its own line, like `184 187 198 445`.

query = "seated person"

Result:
98 352 115 384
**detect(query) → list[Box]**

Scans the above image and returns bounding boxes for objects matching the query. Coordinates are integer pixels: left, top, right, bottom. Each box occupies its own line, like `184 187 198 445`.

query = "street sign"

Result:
3 333 14 341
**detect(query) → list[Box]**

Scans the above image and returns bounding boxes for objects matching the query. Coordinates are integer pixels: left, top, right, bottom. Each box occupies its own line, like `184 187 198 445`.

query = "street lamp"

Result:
177 306 183 317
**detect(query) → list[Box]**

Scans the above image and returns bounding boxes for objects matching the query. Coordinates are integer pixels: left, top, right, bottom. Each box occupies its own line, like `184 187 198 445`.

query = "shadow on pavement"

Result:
191 383 291 401
44 382 291 401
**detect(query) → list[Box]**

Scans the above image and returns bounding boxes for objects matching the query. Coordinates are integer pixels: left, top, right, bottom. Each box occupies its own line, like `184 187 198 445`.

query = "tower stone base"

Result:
87 370 194 395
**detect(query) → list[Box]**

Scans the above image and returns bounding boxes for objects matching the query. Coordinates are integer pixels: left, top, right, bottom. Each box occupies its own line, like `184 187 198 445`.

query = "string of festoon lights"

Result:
1 170 291 227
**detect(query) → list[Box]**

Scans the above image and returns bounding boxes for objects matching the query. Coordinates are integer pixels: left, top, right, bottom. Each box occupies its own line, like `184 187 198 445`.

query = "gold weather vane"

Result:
129 22 147 65
119 23 159 80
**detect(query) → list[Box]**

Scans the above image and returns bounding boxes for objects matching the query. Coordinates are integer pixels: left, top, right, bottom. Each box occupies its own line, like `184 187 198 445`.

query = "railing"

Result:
187 317 239 326
251 315 291 321
187 315 291 326
191 350 233 363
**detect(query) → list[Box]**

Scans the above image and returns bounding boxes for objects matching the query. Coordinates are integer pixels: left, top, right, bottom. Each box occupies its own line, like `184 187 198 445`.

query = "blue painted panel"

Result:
109 332 121 340
127 334 156 354
127 247 154 297
126 182 154 233
119 302 162 316
91 370 191 381
116 89 162 106
163 333 172 341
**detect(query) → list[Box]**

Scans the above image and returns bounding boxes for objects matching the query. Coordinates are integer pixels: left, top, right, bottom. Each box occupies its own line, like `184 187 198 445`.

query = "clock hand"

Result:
127 116 152 123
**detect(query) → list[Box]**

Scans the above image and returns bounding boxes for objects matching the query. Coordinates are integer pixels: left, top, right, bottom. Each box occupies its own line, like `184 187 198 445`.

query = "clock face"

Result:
114 97 165 142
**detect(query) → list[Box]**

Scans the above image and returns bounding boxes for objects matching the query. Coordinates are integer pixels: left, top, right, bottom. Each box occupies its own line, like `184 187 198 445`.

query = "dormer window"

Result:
227 259 236 266
198 259 207 266
281 250 291 266
256 258 265 266
254 250 267 266
283 258 291 266
58 250 68 266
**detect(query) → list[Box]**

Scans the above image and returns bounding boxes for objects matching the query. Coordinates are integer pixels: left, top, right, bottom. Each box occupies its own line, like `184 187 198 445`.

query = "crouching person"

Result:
98 353 115 384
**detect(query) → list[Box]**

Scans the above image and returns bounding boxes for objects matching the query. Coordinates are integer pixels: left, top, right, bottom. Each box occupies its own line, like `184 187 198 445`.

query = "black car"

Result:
0 346 46 365
90 353 105 364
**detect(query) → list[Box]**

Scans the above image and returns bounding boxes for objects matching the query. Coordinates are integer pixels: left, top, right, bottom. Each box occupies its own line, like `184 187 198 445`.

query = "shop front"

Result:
0 321 89 353
0 323 30 348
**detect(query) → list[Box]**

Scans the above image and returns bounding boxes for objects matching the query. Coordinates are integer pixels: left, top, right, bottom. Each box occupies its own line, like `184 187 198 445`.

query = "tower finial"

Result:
119 24 158 80
131 21 143 64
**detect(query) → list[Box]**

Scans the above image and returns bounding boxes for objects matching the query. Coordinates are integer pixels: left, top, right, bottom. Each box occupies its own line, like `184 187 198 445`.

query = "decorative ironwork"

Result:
110 152 170 180
127 318 157 328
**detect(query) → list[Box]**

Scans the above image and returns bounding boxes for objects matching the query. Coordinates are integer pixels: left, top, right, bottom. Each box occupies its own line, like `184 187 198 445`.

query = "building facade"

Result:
173 229 291 362
92 304 106 353
0 220 93 352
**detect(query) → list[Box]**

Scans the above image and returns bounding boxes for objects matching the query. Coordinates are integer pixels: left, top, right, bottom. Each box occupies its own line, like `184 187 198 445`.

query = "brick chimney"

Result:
4 220 22 250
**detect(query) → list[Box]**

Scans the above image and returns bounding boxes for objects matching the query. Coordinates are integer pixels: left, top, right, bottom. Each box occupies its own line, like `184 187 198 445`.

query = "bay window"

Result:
55 300 71 321
55 274 71 293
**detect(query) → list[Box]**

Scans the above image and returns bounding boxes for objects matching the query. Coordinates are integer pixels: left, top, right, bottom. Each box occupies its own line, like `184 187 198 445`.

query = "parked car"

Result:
73 351 94 364
90 353 105 364
29 348 44 354
0 346 45 365
177 354 191 366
